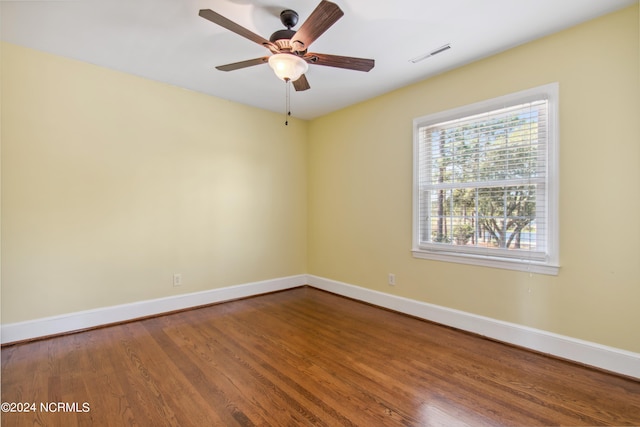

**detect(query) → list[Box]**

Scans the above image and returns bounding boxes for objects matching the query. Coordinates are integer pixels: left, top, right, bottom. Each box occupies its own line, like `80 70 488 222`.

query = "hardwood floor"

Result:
2 287 639 426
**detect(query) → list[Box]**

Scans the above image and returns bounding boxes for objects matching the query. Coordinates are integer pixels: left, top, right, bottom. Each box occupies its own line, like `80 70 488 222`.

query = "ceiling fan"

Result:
198 0 375 91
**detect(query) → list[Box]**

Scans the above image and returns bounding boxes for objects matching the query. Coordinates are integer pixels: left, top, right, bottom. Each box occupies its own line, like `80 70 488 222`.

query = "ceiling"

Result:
1 0 637 120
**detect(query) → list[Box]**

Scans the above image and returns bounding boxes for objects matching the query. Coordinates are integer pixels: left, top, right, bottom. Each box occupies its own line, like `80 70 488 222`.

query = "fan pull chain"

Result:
284 78 292 126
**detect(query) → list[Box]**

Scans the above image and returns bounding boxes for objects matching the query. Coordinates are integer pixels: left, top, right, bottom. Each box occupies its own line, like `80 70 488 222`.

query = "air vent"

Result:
409 44 451 63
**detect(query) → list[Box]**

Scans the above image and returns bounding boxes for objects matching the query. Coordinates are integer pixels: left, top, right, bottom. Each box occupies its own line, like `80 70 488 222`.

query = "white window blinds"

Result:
413 84 559 274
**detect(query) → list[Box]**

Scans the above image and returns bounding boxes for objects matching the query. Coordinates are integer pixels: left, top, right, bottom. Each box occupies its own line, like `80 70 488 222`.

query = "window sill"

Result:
412 249 560 275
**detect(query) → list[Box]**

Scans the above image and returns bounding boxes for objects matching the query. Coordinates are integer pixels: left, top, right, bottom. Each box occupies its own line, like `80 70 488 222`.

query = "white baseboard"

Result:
1 275 306 345
3 273 638 379
307 275 640 379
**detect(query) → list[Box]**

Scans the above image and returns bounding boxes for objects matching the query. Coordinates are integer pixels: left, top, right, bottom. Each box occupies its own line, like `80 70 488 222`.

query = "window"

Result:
413 83 559 275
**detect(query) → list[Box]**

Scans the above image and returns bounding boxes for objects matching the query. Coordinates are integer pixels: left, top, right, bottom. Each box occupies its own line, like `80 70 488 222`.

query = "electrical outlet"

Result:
173 273 182 287
388 273 396 286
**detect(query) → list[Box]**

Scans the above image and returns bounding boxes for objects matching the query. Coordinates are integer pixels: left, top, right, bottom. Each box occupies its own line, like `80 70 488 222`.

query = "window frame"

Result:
412 83 560 275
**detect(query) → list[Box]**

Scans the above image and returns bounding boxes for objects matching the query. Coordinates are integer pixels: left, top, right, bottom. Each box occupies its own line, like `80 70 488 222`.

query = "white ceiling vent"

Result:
409 44 452 63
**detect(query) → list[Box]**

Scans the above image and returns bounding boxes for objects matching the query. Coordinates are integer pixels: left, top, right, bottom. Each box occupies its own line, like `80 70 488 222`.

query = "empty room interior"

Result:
1 0 639 425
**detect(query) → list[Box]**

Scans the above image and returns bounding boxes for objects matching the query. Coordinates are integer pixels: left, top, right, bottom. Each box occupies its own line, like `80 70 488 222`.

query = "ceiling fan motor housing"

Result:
280 9 299 29
270 10 299 50
269 28 296 43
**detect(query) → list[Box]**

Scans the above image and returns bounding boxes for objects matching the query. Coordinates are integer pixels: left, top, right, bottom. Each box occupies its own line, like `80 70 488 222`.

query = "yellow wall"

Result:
2 5 639 354
308 5 640 352
1 43 308 322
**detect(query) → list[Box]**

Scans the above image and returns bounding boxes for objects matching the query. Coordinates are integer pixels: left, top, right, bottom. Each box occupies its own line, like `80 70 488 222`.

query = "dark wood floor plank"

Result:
214 292 422 425
170 302 344 426
2 286 639 426
196 310 373 426
261 292 564 425
153 324 272 426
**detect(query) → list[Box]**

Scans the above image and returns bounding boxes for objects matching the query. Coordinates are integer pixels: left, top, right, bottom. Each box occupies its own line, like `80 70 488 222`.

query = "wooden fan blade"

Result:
199 9 279 52
292 74 310 91
215 57 269 72
304 53 375 72
290 1 343 52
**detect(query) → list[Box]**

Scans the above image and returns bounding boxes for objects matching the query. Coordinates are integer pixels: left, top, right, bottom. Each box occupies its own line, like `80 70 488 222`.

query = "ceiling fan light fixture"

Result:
268 53 308 82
